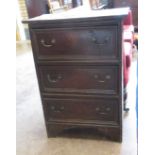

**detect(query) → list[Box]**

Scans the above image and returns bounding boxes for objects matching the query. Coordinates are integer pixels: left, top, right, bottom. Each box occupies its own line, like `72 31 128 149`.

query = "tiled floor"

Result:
16 41 138 155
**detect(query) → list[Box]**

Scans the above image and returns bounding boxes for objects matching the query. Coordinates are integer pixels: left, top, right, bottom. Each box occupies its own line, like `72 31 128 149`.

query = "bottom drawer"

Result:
43 98 119 125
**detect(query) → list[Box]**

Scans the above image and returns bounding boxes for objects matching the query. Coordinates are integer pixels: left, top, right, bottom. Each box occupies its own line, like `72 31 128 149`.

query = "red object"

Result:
123 9 134 44
123 8 133 100
123 42 132 87
123 9 133 25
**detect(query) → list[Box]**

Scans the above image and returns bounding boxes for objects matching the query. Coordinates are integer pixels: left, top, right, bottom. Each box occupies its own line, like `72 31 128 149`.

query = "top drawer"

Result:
31 26 119 60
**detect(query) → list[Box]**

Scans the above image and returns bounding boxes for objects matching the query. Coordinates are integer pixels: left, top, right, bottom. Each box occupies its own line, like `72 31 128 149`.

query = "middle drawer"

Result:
38 65 119 95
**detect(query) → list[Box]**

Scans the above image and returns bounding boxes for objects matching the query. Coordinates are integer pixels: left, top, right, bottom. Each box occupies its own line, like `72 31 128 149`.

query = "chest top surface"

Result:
23 7 129 24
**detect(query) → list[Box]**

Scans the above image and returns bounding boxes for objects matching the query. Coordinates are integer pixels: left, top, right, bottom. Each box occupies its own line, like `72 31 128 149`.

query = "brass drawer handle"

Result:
92 37 109 45
105 75 111 79
94 74 111 83
47 74 62 83
90 31 110 45
40 39 56 47
51 106 64 113
98 112 107 115
98 80 105 83
94 74 105 83
96 107 111 115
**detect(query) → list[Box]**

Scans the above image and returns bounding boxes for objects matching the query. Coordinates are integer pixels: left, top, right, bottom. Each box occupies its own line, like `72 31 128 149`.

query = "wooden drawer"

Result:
39 65 119 95
43 98 119 124
31 26 118 60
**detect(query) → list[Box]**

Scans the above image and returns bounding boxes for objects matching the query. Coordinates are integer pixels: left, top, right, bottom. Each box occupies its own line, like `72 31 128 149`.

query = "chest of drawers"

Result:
24 7 129 142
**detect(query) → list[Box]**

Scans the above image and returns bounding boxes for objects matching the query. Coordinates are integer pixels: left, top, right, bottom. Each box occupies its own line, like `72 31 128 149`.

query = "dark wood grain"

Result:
31 26 118 60
38 65 119 95
24 7 127 141
44 97 119 124
47 122 122 141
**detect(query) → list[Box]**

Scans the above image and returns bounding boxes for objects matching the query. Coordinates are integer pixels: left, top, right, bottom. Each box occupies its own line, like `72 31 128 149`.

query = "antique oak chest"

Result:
23 7 129 141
